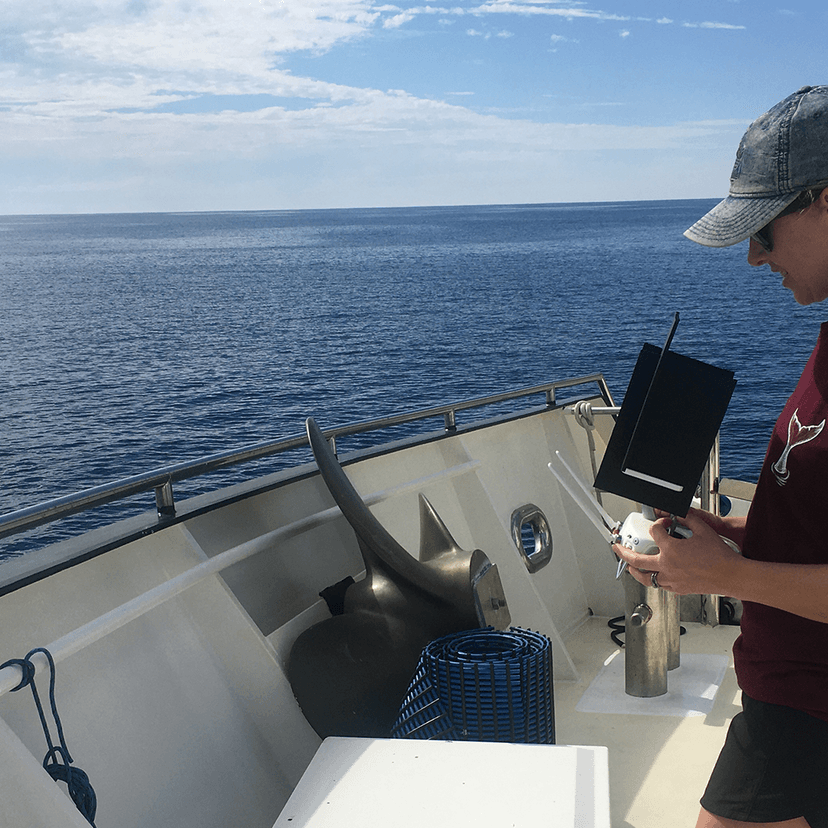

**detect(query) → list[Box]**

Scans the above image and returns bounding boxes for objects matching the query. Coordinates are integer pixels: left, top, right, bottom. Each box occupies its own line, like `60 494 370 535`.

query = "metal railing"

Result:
0 374 612 544
0 458 484 697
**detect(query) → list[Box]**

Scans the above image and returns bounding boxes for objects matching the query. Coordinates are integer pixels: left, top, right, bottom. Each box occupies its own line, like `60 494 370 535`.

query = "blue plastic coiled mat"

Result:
392 627 554 743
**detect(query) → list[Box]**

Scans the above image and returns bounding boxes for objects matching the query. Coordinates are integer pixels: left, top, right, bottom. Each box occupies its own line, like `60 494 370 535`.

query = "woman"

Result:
616 85 828 828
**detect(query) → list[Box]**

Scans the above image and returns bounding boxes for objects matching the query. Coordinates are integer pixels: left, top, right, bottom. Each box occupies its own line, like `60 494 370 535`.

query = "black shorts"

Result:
701 693 828 826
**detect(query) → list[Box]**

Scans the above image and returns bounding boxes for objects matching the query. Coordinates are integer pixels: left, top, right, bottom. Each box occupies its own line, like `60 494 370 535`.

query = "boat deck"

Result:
557 618 741 828
0 388 748 828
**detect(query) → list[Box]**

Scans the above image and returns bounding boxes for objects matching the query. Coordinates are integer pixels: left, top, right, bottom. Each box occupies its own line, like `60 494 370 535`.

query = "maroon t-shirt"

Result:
733 321 828 720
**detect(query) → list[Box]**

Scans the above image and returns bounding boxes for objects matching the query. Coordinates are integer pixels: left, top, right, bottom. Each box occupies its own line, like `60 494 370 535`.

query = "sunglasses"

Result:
751 189 820 252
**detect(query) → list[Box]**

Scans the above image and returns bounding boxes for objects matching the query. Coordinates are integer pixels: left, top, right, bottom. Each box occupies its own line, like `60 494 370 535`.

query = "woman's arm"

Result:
725 557 828 624
614 512 828 625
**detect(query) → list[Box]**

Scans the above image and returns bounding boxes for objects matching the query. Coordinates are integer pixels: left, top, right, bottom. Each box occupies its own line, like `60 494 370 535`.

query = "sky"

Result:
2 1 826 215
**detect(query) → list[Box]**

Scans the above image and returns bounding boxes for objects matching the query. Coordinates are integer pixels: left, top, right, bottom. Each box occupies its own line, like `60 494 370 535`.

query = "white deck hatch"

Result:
272 737 610 827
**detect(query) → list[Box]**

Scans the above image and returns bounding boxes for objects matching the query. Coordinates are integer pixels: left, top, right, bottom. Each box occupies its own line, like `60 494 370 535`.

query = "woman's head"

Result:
685 86 828 249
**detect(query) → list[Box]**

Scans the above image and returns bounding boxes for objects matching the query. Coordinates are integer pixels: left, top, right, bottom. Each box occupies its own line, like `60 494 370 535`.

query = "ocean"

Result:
2 201 825 557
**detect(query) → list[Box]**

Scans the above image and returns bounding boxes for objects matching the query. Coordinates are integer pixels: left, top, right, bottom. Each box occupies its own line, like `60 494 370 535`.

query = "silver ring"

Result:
651 572 660 589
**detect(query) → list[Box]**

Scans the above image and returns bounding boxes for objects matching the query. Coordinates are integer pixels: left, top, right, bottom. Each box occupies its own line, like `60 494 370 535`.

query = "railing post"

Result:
155 479 176 520
696 433 721 626
699 432 720 517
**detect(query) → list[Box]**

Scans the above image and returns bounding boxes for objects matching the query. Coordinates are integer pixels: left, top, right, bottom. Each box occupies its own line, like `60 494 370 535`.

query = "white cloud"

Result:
3 90 737 164
682 21 746 30
619 29 631 38
384 12 416 27
0 2 741 128
0 0 752 212
382 3 746 33
62 1 380 67
0 0 747 126
473 3 629 21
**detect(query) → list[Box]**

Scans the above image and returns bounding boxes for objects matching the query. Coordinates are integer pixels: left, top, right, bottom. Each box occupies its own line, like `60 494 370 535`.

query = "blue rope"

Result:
1 648 97 826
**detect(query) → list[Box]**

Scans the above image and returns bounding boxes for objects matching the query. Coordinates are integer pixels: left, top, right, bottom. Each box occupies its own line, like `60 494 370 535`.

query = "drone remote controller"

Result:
546 452 693 580
616 511 692 557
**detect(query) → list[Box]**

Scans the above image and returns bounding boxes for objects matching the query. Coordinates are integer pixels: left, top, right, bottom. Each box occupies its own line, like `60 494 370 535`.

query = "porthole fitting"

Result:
510 504 553 573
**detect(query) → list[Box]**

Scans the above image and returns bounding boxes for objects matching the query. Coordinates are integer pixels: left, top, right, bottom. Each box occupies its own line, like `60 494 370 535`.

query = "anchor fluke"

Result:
285 418 509 738
418 493 461 563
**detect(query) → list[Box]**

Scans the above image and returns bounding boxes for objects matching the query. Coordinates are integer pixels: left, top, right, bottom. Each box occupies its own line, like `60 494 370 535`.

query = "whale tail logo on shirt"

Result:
772 408 825 485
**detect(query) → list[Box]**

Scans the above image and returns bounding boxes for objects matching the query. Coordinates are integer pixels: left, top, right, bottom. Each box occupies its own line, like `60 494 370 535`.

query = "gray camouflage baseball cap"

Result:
685 85 828 247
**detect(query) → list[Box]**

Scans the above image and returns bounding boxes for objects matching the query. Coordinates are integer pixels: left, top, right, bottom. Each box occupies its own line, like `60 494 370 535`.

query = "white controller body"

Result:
616 511 692 556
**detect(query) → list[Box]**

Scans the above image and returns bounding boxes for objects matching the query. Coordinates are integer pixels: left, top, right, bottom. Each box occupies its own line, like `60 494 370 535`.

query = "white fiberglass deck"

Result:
557 618 740 828
269 618 739 828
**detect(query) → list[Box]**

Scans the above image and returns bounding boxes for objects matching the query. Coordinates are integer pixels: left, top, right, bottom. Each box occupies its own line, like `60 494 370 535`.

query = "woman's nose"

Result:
747 237 770 266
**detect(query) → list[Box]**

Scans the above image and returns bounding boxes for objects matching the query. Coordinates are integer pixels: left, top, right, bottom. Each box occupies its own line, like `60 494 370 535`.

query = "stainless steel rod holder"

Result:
623 572 668 697
666 590 680 671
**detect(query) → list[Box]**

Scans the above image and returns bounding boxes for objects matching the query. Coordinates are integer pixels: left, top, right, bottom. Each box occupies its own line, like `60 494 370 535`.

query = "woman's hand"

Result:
654 507 746 548
613 511 743 595
616 509 828 624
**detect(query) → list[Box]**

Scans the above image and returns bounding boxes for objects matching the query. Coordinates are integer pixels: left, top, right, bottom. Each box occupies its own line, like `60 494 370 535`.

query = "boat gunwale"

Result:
0 375 614 596
1 373 611 543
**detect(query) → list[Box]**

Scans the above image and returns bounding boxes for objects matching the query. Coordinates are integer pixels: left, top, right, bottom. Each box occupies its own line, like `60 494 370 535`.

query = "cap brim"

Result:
684 193 799 247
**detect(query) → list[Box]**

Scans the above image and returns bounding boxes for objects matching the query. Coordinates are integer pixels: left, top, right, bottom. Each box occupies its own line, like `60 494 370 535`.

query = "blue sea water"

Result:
1 201 825 557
